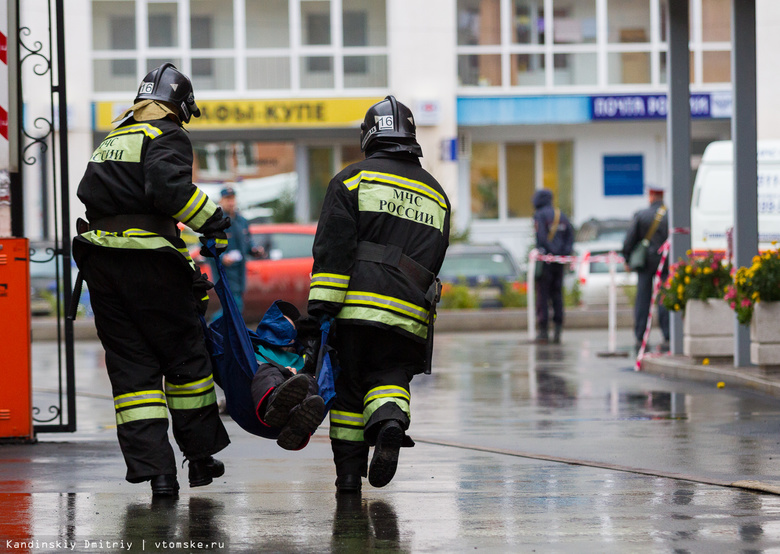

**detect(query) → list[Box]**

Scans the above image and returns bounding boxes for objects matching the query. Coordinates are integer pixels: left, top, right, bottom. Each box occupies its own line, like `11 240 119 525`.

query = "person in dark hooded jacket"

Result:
532 189 574 344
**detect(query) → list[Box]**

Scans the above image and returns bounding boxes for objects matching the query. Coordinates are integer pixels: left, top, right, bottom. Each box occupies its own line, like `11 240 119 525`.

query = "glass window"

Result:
553 53 597 85
301 1 331 46
702 51 730 83
458 54 501 86
308 147 333 220
552 0 596 45
543 142 573 218
607 0 650 44
471 143 499 220
246 0 289 48
93 59 137 92
343 0 386 47
512 0 545 45
344 55 388 88
511 54 545 86
506 144 535 218
191 58 235 90
607 52 651 84
147 57 181 72
148 3 178 48
93 1 135 50
247 57 291 89
301 56 334 88
702 0 730 42
458 0 500 46
191 1 234 49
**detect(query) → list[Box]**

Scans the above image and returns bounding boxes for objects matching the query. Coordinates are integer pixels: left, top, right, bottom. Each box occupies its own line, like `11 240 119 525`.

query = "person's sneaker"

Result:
277 395 325 450
188 456 225 487
264 374 312 428
335 474 362 495
150 474 179 497
368 420 404 488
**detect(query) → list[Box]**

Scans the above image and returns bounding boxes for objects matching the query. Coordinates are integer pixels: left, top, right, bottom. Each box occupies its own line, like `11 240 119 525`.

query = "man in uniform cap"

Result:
622 184 670 352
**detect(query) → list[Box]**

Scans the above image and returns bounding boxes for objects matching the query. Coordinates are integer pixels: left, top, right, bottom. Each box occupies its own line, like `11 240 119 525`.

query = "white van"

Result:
691 140 780 254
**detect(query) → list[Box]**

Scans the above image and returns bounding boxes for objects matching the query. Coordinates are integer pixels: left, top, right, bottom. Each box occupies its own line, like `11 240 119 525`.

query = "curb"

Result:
640 355 780 398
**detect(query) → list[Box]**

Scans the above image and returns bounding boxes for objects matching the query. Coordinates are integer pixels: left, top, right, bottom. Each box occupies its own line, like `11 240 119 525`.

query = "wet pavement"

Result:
3 329 780 552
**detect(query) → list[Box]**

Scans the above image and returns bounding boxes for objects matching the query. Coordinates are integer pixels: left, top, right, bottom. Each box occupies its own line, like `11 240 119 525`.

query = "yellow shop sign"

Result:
95 98 381 131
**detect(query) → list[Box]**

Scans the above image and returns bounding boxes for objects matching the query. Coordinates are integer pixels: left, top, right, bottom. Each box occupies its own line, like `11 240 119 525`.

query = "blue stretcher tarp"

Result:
200 240 337 439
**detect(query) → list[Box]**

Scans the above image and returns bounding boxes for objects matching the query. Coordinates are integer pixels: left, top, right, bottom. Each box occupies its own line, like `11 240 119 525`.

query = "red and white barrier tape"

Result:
529 251 625 265
634 240 671 371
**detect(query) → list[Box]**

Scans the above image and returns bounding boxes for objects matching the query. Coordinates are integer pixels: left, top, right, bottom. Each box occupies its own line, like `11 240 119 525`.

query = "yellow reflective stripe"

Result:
106 123 163 140
329 426 364 442
114 389 165 402
165 376 214 394
363 397 410 422
116 405 168 425
188 199 219 231
115 398 166 410
311 273 350 288
338 305 428 338
173 189 208 223
81 231 197 271
343 170 447 209
166 389 217 410
364 385 410 405
330 410 364 427
309 287 347 303
344 291 429 323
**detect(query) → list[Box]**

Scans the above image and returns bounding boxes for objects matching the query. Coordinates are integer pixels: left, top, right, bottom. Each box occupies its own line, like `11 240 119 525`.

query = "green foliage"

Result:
726 246 780 325
564 280 582 307
660 251 733 314
439 281 479 310
499 281 527 308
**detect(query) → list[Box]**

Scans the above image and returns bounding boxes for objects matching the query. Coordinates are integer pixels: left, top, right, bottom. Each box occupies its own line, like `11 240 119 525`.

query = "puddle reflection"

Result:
332 496 408 552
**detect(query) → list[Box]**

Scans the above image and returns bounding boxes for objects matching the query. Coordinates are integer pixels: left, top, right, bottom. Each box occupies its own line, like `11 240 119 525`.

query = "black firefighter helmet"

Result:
359 95 422 156
135 63 201 123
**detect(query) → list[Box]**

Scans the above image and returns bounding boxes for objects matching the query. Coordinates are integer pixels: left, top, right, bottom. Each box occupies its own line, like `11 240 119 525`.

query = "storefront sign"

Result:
591 93 730 120
95 97 382 131
603 155 644 196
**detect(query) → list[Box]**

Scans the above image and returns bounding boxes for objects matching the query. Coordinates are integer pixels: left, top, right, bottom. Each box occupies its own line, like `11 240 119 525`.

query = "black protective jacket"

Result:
74 115 223 270
622 200 669 273
308 151 451 343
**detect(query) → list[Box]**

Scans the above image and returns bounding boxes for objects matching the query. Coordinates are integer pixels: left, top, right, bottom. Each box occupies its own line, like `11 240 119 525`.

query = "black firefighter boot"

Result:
552 324 562 344
368 420 404 488
535 326 549 345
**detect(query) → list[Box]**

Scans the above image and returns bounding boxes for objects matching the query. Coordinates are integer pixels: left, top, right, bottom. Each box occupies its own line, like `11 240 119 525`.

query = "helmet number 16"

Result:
377 115 394 130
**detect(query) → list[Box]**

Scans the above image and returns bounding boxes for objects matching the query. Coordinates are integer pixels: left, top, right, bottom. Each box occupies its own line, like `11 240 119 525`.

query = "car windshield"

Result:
577 221 630 243
440 252 517 279
251 232 314 260
589 251 627 274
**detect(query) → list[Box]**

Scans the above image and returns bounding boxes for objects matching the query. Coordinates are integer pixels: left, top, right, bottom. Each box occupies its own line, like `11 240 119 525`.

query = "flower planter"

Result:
683 299 735 358
750 302 780 371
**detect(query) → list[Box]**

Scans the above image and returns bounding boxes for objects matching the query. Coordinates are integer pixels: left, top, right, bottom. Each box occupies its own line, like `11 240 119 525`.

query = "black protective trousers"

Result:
80 247 230 482
329 324 425 479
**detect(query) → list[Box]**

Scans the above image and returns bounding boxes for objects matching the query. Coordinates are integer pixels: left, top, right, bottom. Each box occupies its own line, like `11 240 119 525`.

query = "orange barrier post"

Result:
0 238 33 441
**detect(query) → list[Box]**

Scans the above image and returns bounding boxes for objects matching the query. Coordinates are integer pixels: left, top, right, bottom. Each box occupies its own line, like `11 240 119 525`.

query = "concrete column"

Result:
732 0 759 368
666 0 691 355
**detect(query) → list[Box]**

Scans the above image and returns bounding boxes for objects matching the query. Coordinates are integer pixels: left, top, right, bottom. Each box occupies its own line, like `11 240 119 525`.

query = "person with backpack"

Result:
532 189 574 344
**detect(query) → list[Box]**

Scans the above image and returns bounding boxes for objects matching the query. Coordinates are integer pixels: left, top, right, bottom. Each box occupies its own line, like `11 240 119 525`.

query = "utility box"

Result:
0 238 33 441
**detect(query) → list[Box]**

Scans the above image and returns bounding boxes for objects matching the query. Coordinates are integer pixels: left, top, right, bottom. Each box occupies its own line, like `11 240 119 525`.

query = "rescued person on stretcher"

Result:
250 300 326 450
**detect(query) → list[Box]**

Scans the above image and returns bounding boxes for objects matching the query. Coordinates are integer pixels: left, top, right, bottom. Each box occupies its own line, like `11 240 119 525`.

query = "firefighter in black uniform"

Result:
73 63 230 497
308 96 451 494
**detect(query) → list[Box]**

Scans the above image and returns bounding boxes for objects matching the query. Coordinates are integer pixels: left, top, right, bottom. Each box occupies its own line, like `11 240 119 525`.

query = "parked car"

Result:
438 243 523 308
576 218 632 244
193 223 317 323
571 241 636 306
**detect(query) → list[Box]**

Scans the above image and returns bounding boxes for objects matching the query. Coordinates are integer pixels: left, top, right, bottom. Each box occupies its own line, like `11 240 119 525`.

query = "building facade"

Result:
27 0 780 262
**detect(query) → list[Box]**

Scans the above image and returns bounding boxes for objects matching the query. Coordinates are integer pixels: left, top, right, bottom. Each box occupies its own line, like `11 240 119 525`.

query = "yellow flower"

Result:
702 358 710 365
677 284 684 295
685 266 692 274
686 249 692 256
773 240 778 246
674 303 680 310
753 292 760 301
684 276 691 284
703 267 712 275
753 255 761 264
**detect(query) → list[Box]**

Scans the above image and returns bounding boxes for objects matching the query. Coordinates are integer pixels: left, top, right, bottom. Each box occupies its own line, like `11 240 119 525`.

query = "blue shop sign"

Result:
604 155 644 196
591 94 716 120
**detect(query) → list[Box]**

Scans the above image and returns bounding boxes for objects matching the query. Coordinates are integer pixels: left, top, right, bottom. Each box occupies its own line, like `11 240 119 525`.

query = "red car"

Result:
193 223 317 324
